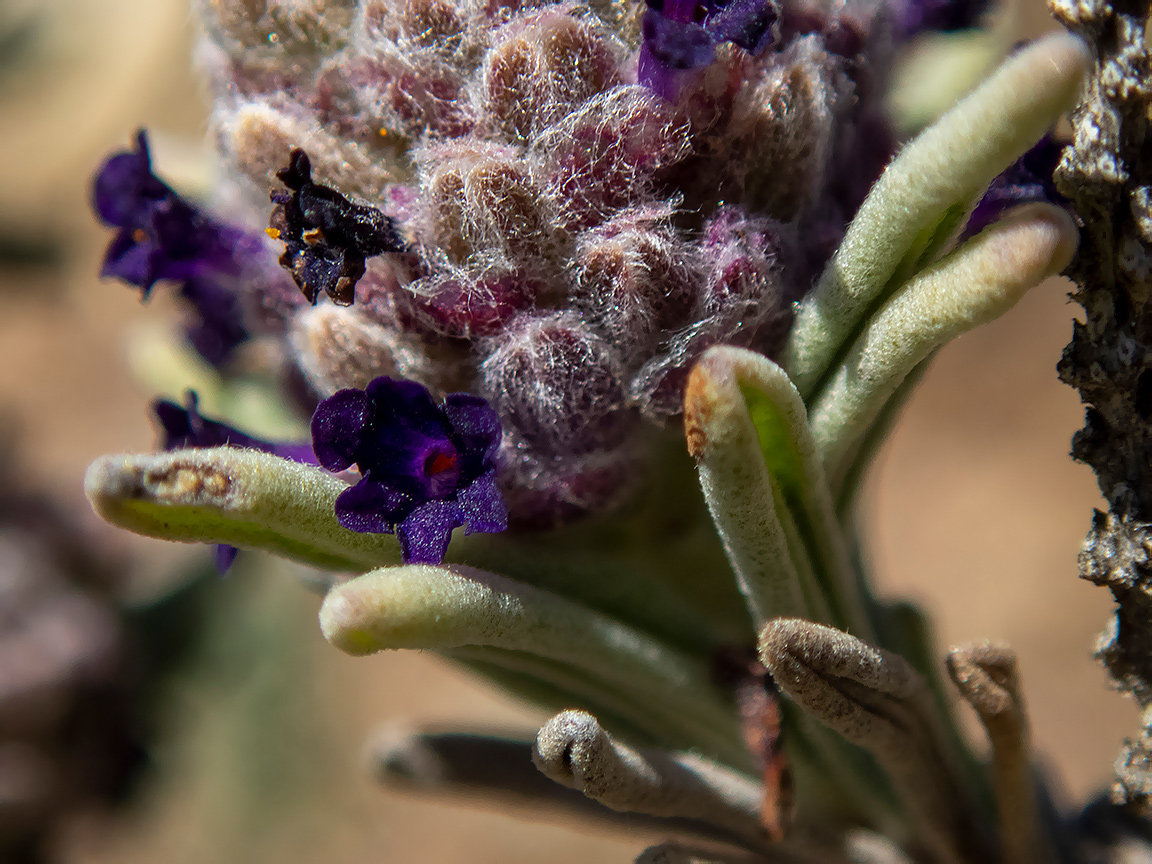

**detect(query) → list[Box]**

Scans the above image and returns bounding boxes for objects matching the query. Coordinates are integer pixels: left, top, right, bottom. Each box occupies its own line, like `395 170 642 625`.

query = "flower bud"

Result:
483 11 623 142
422 142 557 266
409 271 539 339
726 37 839 220
572 205 700 358
197 0 356 66
630 206 788 418
291 304 401 395
481 313 634 458
215 99 393 199
534 86 692 231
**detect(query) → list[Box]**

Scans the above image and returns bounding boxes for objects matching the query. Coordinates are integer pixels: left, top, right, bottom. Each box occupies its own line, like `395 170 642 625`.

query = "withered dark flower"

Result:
310 377 506 564
269 149 407 307
91 130 255 366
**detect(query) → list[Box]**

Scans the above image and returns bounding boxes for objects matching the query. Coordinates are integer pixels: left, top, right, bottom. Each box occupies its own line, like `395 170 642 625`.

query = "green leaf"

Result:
685 347 872 639
320 564 753 771
783 33 1090 399
807 204 1079 491
85 448 400 572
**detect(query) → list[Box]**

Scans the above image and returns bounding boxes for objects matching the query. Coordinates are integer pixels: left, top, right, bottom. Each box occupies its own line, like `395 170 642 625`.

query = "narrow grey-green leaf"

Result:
808 204 1079 491
783 33 1089 398
686 347 872 639
321 564 753 771
85 448 399 572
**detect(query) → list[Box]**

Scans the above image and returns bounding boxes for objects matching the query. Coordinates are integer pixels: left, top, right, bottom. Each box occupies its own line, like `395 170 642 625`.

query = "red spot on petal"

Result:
426 451 457 475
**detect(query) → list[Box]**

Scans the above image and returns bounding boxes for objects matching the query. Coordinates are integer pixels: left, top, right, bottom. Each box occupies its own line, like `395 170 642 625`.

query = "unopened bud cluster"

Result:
196 0 896 525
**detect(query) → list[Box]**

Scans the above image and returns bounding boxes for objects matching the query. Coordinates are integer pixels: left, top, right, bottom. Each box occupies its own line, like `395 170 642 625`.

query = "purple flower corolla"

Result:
152 391 316 571
637 0 779 102
92 130 259 365
895 0 989 38
964 134 1066 238
310 378 507 565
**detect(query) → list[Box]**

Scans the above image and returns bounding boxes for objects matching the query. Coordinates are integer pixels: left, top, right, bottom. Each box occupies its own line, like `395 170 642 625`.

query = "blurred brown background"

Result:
0 1 1133 861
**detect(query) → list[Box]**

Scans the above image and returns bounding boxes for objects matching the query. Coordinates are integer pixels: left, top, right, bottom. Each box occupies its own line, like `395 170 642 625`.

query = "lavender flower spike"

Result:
91 130 258 365
310 377 506 565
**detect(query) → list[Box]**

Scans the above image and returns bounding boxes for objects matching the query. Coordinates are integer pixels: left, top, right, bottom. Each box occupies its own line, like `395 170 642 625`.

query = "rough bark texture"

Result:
1048 0 1152 812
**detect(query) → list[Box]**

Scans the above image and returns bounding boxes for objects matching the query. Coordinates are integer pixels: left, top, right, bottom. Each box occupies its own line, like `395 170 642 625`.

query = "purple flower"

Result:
964 135 1067 238
310 377 507 565
895 0 989 38
638 0 779 102
91 130 258 365
152 391 316 572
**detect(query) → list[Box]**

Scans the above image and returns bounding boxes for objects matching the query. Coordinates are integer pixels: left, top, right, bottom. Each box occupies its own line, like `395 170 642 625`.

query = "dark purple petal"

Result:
215 544 239 573
334 480 411 533
964 135 1066 238
91 131 261 367
91 131 169 226
396 499 463 564
101 230 160 291
649 0 704 22
311 388 373 472
180 276 250 366
312 376 507 561
153 393 263 451
456 470 508 535
707 0 778 53
364 377 445 435
637 0 779 100
153 391 315 462
443 393 503 468
642 12 716 70
358 377 462 498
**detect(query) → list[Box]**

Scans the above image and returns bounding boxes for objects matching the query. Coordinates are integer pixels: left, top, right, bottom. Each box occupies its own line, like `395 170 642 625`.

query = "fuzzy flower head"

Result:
310 377 506 564
198 0 880 523
192 0 1024 526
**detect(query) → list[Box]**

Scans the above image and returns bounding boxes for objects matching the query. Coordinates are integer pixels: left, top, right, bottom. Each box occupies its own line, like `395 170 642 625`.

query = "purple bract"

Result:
896 0 990 38
965 134 1067 238
91 130 258 365
152 391 316 571
310 377 507 565
637 0 779 102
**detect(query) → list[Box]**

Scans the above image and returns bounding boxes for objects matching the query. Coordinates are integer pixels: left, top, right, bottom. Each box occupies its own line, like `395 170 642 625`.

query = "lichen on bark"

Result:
1049 0 1152 811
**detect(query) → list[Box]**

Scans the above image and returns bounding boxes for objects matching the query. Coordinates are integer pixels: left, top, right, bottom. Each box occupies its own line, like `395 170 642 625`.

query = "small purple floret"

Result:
310 377 507 565
638 0 779 101
965 135 1067 238
896 0 989 38
152 391 316 572
92 130 258 365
